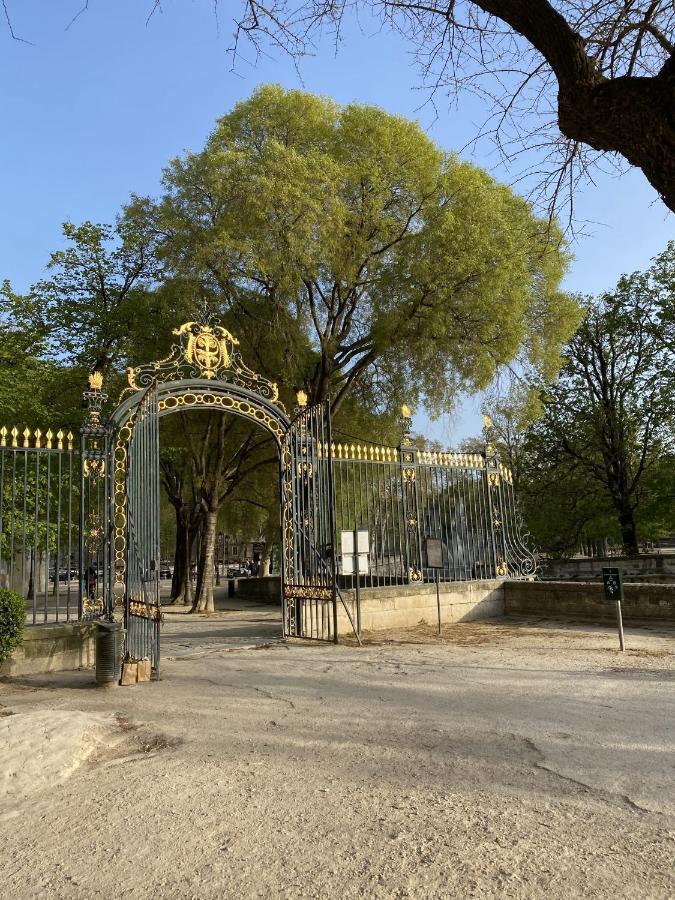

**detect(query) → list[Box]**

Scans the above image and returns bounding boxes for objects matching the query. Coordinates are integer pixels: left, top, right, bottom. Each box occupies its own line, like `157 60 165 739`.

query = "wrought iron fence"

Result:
0 413 537 632
0 426 82 624
0 424 112 625
324 439 537 591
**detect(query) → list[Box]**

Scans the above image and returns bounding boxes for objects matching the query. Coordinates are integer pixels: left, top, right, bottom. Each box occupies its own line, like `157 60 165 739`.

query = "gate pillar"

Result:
80 372 112 620
398 407 424 583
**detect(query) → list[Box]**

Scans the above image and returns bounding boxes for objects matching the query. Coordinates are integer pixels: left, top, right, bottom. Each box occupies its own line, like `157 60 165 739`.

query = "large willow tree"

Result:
131 85 580 421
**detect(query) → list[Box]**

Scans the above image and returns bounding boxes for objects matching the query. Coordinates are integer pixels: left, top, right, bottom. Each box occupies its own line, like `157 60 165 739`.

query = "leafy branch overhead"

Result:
230 0 675 218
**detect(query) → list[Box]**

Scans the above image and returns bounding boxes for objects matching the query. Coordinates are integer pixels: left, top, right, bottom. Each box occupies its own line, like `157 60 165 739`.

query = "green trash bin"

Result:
95 621 123 684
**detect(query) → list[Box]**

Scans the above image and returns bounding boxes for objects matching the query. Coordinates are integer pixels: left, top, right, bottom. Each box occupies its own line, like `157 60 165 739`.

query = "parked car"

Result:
159 565 173 579
58 568 78 582
227 564 250 578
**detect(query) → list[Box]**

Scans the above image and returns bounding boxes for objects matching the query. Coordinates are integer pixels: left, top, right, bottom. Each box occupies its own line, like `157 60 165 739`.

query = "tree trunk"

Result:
171 517 186 601
171 506 199 606
191 510 218 613
258 555 271 577
617 505 639 557
557 67 675 214
474 1 675 212
170 515 197 606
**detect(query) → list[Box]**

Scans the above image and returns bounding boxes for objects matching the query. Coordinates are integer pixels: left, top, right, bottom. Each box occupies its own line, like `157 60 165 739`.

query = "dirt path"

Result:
1 616 673 899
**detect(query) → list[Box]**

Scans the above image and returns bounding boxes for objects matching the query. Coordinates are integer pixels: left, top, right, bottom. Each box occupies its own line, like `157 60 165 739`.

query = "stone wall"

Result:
337 580 504 635
504 580 675 622
235 576 281 604
542 555 675 581
1 622 96 677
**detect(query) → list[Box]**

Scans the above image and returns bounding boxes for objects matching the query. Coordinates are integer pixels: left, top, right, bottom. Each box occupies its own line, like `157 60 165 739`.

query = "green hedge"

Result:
0 588 26 666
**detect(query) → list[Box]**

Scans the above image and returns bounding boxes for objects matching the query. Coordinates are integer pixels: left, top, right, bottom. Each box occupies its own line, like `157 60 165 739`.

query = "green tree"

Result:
132 85 579 419
518 259 675 555
0 284 55 427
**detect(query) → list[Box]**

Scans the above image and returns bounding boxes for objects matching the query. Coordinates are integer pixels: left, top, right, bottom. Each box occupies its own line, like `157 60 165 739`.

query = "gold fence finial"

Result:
296 389 308 409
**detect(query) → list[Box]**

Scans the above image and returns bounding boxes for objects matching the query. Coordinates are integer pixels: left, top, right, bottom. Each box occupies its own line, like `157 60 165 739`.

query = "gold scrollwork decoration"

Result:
82 596 104 618
284 584 333 601
86 512 104 552
402 467 416 482
128 601 161 621
125 307 284 409
83 458 106 478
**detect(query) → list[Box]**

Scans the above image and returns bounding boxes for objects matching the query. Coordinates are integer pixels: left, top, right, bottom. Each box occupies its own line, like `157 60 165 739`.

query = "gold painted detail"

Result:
488 472 501 487
409 567 423 582
83 458 106 478
496 561 508 577
126 309 283 409
129 601 161 621
284 584 333 601
86 512 104 552
157 392 284 443
0 426 73 450
498 463 513 484
82 596 104 618
402 467 416 482
307 441 488 468
88 371 104 390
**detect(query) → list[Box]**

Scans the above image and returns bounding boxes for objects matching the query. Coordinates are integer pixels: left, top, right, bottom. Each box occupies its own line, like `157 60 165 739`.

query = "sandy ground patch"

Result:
0 611 673 899
0 710 121 808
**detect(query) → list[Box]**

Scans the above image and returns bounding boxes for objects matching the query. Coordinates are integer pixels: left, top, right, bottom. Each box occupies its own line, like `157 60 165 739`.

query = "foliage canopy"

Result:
132 85 578 417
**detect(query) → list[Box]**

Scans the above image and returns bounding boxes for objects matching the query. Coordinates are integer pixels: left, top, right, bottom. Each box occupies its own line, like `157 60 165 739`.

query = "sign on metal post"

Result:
426 538 443 634
340 529 369 576
426 538 443 570
340 529 368 636
602 567 625 652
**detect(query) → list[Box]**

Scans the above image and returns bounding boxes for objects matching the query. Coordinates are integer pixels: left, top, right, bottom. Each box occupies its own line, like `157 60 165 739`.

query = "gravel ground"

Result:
1 606 674 900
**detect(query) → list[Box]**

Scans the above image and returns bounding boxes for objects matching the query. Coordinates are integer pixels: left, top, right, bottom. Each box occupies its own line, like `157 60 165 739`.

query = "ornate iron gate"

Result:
124 383 161 675
281 399 360 643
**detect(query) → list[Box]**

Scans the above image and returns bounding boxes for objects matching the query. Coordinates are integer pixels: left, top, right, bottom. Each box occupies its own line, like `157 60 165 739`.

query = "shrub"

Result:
0 588 26 666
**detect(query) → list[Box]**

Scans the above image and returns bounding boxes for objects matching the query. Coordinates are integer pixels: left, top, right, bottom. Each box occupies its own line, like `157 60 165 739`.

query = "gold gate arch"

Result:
86 309 297 618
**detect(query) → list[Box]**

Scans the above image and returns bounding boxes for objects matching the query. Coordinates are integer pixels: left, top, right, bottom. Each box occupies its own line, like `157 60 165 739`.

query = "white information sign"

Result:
340 529 370 575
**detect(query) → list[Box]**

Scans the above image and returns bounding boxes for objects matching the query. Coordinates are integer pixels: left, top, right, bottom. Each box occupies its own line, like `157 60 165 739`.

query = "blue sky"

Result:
1 0 672 441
